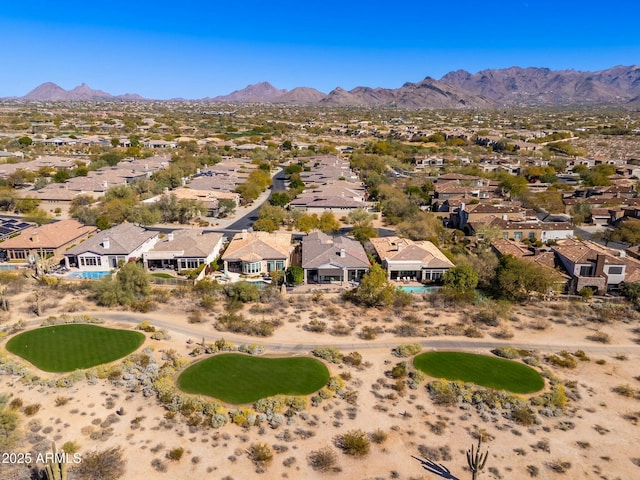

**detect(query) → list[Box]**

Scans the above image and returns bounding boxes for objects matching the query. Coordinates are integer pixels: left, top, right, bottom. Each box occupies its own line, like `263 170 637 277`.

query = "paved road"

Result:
146 167 285 238
77 310 640 357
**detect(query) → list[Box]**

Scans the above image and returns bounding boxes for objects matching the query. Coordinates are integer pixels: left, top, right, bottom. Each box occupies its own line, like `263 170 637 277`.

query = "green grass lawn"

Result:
177 354 330 404
151 273 174 278
5 324 145 373
413 351 544 394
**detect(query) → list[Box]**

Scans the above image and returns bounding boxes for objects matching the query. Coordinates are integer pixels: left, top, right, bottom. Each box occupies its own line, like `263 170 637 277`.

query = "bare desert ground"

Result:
1 281 639 480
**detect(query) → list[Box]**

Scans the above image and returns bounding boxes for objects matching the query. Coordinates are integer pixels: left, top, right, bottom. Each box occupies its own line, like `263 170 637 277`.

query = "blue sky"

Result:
1 0 639 99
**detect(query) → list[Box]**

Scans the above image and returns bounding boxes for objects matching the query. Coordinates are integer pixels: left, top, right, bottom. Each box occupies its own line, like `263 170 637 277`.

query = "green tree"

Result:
497 172 529 199
269 191 291 207
570 202 592 225
286 266 304 285
442 264 479 300
318 211 340 233
14 197 41 213
610 220 640 245
348 263 397 307
396 212 444 243
94 262 150 307
18 136 33 147
253 217 279 232
496 255 555 301
295 213 319 233
217 198 236 217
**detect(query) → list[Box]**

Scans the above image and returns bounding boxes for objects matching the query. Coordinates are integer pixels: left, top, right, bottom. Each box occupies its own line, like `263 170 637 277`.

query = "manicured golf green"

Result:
5 324 145 373
177 354 330 404
413 351 544 394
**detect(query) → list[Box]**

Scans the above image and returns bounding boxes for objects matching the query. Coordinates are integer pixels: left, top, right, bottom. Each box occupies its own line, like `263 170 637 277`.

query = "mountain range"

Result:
9 65 640 108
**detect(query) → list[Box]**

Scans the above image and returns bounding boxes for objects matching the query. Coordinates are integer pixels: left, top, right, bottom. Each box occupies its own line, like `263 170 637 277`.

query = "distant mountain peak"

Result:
10 65 640 107
20 82 142 101
211 82 288 102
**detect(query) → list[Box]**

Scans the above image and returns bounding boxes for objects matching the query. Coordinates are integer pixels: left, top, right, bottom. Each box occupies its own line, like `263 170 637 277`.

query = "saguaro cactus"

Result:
466 437 489 480
44 441 68 480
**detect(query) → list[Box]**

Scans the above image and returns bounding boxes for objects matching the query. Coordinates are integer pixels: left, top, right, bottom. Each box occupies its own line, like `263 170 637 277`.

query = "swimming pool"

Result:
397 285 440 294
68 271 112 279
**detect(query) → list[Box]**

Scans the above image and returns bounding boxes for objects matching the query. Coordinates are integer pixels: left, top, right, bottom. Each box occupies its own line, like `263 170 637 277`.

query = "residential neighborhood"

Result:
1 95 640 480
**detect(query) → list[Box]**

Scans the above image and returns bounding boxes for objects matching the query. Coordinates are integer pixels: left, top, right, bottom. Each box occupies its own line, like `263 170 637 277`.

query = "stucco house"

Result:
301 231 370 284
1 219 97 263
221 231 294 277
142 230 224 272
551 239 629 294
64 222 159 270
368 236 454 283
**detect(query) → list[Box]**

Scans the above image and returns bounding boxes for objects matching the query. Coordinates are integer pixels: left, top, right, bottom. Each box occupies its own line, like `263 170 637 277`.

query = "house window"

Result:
514 232 523 240
81 256 100 267
608 266 623 275
266 260 285 272
579 265 593 276
502 233 508 240
528 232 535 239
185 259 201 269
12 250 27 260
243 261 262 274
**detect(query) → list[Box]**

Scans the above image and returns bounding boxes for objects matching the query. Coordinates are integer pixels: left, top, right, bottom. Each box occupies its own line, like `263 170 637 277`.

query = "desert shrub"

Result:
492 324 514 339
336 429 370 457
547 460 571 473
248 442 273 466
394 323 420 337
545 351 577 369
359 326 379 340
390 362 408 379
73 446 126 480
305 319 327 333
216 312 276 337
225 281 260 303
369 429 388 444
393 343 422 357
151 458 167 472
512 404 537 426
527 465 539 477
167 447 184 461
587 331 611 343
331 322 352 336
612 384 636 398
62 441 81 454
23 404 41 416
427 380 469 406
343 351 362 367
238 343 265 355
464 324 484 338
0 401 20 449
491 347 532 359
54 396 70 406
573 350 590 361
308 446 338 472
150 329 171 341
312 347 343 364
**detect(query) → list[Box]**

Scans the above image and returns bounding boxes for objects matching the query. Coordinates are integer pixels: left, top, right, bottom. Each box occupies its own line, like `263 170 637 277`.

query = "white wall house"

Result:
64 222 159 271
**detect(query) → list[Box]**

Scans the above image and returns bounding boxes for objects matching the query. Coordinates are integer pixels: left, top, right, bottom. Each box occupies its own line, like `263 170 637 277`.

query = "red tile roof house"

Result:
0 219 97 264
